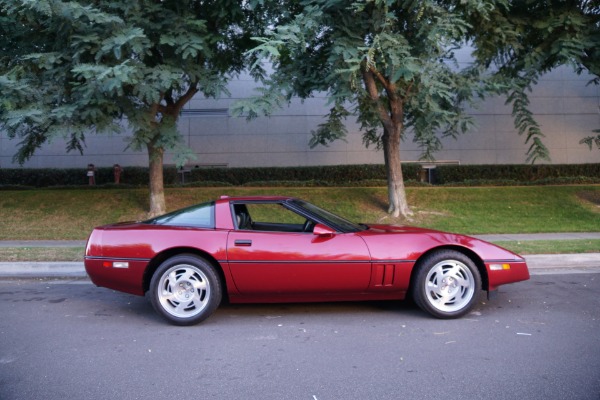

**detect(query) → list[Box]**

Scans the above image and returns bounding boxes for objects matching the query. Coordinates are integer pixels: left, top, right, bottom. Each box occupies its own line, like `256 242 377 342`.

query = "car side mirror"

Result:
312 223 335 237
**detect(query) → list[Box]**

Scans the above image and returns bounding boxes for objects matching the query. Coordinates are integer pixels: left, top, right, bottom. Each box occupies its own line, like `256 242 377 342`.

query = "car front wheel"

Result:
412 250 481 319
149 254 222 326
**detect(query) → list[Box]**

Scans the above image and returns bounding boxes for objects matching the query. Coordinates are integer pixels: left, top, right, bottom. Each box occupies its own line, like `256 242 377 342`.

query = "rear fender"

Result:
142 248 234 300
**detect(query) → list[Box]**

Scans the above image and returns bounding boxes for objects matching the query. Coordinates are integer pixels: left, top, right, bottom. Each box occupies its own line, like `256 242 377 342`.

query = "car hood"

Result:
357 224 524 262
360 224 442 234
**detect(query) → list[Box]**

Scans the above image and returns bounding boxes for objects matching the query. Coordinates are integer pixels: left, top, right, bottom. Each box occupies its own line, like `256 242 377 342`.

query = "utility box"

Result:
420 164 437 184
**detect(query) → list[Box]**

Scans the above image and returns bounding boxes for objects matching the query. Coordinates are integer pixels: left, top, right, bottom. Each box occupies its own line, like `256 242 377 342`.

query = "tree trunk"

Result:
382 125 413 218
147 142 166 217
361 67 413 219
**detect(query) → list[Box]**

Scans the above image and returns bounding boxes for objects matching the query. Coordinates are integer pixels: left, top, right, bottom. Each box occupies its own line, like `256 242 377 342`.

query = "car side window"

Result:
147 202 215 228
233 202 312 233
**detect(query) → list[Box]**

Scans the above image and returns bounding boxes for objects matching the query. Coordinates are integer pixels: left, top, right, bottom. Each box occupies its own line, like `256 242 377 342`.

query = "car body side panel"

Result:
85 225 230 296
369 261 414 293
359 225 516 261
359 225 529 290
226 231 372 295
227 291 407 304
86 224 227 259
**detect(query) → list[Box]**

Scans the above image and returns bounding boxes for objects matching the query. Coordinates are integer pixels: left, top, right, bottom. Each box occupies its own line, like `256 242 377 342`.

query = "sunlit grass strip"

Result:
493 240 600 255
0 248 85 262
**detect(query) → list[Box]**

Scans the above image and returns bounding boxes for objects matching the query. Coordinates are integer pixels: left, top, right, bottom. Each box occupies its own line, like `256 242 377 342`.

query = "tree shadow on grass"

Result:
576 190 600 206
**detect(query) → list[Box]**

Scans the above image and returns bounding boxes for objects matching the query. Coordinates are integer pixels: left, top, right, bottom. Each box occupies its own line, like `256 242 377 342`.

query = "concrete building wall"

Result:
1 65 598 169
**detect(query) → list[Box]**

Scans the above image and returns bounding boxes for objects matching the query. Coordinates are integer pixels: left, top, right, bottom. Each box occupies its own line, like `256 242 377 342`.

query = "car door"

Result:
226 202 372 295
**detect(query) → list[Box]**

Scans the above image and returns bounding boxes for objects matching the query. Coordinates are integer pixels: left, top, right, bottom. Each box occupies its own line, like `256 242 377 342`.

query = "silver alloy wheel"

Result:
157 264 211 319
424 259 475 313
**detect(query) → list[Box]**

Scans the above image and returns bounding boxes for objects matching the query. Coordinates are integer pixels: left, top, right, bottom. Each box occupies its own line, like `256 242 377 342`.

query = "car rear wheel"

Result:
149 254 222 326
412 250 481 319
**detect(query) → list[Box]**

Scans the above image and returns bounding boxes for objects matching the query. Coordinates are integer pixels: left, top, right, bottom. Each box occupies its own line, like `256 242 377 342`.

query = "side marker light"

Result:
490 263 511 271
102 261 129 269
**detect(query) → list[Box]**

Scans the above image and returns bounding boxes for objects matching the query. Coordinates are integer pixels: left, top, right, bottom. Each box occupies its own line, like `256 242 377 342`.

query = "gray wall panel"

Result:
1 65 598 169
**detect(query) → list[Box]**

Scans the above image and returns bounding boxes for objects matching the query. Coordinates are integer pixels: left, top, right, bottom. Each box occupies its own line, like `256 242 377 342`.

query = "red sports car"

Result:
85 196 529 325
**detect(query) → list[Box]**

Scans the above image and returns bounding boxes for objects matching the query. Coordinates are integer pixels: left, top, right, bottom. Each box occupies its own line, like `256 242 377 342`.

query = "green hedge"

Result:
186 164 419 185
0 166 179 187
435 164 600 184
0 163 598 188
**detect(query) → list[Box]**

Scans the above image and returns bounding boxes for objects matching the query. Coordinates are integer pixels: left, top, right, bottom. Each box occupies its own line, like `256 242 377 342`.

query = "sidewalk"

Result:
0 233 599 278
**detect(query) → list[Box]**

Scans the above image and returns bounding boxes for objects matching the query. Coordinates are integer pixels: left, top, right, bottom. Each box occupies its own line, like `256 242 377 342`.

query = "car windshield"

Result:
291 199 366 233
145 201 215 228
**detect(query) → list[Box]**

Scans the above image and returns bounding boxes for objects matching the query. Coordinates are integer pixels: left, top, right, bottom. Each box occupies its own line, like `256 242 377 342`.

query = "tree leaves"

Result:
1 0 268 168
505 80 550 163
580 133 600 150
309 103 350 148
469 0 600 159
246 0 491 161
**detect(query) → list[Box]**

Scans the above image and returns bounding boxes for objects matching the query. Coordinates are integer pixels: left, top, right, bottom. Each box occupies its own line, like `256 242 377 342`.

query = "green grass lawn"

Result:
0 247 85 262
0 185 598 261
409 186 600 234
0 185 598 240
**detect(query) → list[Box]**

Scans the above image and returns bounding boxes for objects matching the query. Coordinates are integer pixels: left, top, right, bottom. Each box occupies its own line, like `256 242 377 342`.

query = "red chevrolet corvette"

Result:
85 196 529 325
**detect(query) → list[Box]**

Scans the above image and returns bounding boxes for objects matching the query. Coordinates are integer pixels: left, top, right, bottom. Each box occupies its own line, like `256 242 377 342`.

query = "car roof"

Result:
215 195 294 204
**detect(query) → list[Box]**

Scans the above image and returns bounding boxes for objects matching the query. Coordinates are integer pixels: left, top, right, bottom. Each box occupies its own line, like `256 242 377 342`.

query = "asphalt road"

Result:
1 274 599 400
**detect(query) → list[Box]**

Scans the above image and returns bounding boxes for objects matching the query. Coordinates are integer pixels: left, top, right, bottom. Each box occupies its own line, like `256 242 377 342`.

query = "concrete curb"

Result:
0 262 87 278
1 253 599 279
524 253 600 275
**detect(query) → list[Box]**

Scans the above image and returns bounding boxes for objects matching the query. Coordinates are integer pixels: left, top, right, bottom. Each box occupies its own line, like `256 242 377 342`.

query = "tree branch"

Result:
173 81 199 114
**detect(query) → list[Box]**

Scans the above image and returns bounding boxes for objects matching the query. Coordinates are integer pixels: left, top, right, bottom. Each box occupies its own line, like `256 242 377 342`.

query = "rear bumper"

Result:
84 257 148 296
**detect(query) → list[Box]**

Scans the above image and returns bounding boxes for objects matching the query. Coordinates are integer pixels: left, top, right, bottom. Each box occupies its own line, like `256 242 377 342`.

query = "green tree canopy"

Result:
469 0 600 157
237 0 500 217
0 0 268 215
236 0 599 218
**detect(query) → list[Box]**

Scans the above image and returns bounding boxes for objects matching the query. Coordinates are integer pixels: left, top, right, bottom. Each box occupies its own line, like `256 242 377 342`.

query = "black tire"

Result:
412 250 481 319
149 254 222 326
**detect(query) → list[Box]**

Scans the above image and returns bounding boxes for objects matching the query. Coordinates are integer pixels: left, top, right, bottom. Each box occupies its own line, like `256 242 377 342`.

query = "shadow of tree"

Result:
577 190 600 206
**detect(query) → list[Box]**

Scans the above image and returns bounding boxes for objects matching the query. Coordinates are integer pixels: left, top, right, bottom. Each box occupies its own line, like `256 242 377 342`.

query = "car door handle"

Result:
234 240 252 247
